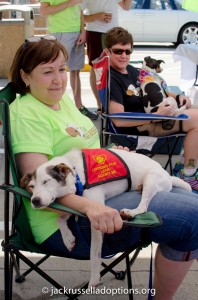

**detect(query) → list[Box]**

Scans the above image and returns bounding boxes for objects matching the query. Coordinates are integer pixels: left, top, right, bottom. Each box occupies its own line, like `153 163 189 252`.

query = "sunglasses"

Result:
109 48 133 55
23 35 57 47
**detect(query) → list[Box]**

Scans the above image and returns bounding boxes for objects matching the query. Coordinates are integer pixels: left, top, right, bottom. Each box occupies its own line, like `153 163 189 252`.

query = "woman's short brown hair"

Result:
10 38 68 95
104 27 133 49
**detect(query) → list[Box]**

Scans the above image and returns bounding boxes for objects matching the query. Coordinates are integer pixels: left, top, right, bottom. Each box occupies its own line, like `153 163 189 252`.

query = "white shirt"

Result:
81 0 121 33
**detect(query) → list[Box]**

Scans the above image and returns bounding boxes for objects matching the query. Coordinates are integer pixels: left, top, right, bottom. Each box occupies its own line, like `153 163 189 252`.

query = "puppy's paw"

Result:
88 278 101 289
61 231 76 252
120 208 133 220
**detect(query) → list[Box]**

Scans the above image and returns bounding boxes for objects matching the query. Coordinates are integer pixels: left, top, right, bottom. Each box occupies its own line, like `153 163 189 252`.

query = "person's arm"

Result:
16 152 123 233
110 98 182 128
109 100 152 127
118 0 133 10
40 0 82 16
83 12 112 23
76 10 86 45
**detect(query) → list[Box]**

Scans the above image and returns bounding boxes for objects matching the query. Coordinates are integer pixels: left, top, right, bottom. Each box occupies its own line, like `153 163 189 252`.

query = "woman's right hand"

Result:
85 202 123 234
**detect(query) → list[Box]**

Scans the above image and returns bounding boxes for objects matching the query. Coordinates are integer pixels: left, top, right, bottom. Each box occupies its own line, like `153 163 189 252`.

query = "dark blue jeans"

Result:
41 188 198 261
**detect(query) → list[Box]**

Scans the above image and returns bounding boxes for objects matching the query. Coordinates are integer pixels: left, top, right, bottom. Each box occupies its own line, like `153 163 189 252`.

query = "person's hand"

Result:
85 202 123 234
94 12 112 23
112 145 130 151
178 95 191 109
76 30 86 45
154 101 177 116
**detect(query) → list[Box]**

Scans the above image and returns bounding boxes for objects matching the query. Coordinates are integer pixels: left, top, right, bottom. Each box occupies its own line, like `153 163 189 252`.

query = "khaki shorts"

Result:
54 32 85 71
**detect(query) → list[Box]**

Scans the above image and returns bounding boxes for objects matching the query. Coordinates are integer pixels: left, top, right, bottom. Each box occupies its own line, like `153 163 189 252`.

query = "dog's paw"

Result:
88 278 101 289
65 235 76 252
61 231 76 252
120 209 133 220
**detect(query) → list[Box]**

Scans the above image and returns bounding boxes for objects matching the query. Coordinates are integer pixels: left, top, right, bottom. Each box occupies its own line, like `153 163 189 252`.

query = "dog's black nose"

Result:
32 197 41 208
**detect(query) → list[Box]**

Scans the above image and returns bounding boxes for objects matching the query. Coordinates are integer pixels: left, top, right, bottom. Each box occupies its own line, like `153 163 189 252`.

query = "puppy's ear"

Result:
55 163 74 178
157 60 165 65
20 173 33 189
144 56 151 61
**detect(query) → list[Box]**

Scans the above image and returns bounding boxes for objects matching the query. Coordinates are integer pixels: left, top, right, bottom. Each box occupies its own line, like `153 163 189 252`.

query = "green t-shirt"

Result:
41 0 81 33
10 92 100 244
182 0 198 12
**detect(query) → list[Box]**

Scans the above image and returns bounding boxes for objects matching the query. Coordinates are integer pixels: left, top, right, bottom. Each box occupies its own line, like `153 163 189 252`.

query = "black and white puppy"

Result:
20 148 191 288
139 56 186 130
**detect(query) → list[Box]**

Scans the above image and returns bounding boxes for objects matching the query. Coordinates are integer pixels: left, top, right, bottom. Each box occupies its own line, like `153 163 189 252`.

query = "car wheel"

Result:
178 23 198 45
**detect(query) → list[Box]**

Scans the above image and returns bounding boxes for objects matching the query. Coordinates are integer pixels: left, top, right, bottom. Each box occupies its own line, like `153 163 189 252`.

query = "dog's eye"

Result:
43 179 50 185
28 185 34 190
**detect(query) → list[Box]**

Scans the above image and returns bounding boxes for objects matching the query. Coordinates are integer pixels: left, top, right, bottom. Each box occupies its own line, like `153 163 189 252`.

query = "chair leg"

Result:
126 254 133 300
10 251 25 283
101 262 125 280
4 250 13 300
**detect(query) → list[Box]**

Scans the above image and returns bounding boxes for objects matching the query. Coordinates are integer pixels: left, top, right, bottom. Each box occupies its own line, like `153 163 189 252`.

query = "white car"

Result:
118 0 198 44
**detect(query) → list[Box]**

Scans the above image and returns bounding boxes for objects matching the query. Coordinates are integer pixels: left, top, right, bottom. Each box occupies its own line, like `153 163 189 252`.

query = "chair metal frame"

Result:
0 84 162 300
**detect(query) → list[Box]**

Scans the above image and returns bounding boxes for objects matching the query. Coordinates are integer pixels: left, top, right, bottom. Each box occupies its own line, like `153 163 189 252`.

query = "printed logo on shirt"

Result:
126 84 140 96
66 123 85 137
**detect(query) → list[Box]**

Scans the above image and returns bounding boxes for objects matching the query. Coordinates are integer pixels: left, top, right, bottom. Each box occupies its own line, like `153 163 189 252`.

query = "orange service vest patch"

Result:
82 149 131 190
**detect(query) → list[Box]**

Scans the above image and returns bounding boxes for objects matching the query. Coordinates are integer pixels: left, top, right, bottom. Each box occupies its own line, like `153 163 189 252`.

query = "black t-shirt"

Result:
110 65 145 135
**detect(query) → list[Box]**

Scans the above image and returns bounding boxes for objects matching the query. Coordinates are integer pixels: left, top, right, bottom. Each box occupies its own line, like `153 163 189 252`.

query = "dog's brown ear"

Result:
144 56 151 61
20 173 33 189
157 59 165 65
55 163 74 178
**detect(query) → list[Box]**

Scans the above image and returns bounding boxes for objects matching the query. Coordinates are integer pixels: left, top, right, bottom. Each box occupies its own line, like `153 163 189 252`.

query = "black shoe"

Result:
79 106 98 120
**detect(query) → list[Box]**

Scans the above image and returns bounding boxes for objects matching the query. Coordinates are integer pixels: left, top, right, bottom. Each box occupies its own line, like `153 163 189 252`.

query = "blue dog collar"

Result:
73 168 84 196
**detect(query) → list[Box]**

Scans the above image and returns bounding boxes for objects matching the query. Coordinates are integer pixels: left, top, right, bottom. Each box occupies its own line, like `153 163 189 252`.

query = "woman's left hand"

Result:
178 95 191 109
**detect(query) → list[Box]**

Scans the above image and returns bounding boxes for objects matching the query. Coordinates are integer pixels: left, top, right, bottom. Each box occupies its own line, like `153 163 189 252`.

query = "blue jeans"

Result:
41 188 198 261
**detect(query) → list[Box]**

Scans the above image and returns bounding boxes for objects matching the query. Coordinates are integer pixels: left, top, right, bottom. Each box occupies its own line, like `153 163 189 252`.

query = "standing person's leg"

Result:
70 69 82 109
54 32 98 120
86 31 105 113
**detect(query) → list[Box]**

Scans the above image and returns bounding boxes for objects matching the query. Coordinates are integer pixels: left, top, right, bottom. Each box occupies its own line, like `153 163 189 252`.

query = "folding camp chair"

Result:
0 83 162 300
92 52 188 175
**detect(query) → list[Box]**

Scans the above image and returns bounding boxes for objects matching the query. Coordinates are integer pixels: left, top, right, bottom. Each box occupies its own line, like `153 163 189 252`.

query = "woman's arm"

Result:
109 98 183 128
109 100 152 127
17 152 123 233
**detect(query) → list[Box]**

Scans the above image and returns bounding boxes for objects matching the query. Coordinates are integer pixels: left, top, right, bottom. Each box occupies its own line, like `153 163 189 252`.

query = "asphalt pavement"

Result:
0 44 198 299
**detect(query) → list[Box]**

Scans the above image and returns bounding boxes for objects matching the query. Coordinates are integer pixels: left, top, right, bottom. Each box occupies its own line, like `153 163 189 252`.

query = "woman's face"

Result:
106 43 132 74
22 51 67 109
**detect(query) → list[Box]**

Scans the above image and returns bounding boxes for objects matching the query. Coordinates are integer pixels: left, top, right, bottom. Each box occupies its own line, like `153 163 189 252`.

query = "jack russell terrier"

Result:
139 56 186 131
20 148 191 288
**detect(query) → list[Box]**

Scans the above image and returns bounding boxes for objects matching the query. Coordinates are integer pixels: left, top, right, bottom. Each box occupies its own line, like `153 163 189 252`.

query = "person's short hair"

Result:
104 27 134 49
10 38 68 95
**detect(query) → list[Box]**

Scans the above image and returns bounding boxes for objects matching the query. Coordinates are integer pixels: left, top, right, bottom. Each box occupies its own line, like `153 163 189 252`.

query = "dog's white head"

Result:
20 162 75 208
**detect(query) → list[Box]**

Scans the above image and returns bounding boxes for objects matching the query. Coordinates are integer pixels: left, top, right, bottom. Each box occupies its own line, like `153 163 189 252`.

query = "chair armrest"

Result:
103 112 189 121
0 184 162 227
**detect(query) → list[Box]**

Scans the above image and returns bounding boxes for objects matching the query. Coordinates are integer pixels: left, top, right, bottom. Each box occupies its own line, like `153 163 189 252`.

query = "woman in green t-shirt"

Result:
9 37 198 299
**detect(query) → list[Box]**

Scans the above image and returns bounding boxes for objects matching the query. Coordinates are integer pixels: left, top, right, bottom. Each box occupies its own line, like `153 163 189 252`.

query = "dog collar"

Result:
73 168 84 196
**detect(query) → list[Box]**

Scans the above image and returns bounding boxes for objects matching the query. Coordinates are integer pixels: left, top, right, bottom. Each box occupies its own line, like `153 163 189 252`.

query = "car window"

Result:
131 0 182 10
131 0 145 9
150 0 162 10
